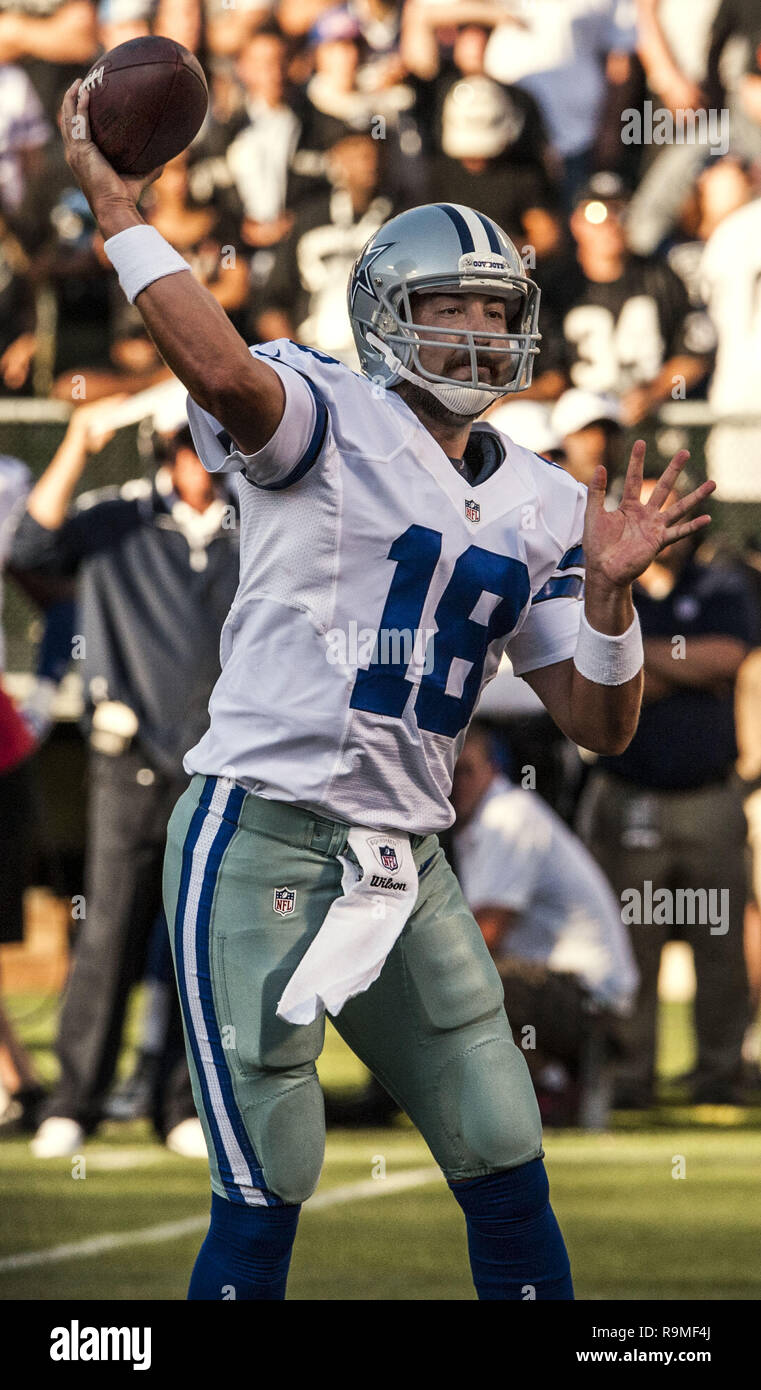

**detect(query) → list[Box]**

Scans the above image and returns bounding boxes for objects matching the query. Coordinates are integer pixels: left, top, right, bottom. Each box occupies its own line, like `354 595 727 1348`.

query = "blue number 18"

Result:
349 524 530 738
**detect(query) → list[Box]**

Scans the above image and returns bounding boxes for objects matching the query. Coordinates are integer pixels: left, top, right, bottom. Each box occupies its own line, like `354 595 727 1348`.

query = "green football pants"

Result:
162 774 543 1206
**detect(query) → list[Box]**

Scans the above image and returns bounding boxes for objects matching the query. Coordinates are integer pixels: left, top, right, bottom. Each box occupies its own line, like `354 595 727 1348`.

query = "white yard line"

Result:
0 1166 442 1274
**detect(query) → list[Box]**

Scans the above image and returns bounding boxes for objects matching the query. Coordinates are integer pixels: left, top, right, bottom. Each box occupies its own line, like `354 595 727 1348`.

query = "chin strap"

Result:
366 331 503 419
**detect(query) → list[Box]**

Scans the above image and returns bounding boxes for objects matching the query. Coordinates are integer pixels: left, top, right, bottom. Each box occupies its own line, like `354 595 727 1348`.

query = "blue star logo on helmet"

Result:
350 241 396 310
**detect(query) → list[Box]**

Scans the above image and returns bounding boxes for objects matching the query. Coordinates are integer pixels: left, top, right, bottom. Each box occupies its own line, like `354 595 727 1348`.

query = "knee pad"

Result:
439 1035 543 1177
247 1071 326 1205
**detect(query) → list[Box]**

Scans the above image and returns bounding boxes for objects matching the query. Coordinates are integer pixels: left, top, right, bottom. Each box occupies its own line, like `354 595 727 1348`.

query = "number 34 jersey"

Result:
184 340 586 834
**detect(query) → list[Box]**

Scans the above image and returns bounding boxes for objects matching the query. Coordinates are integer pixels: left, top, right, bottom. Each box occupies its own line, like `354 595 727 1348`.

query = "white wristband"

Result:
103 224 190 305
573 608 644 686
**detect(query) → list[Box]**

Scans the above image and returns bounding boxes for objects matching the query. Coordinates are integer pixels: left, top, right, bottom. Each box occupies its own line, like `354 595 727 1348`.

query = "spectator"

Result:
153 0 203 54
426 76 561 252
253 130 394 357
51 153 248 400
626 0 722 255
0 62 50 222
559 172 712 422
292 9 417 194
96 0 151 50
0 1 97 123
451 724 639 1125
705 0 761 162
700 158 761 502
225 27 301 254
205 0 276 58
551 387 626 486
483 0 639 205
10 394 240 1157
402 9 547 161
576 474 758 1107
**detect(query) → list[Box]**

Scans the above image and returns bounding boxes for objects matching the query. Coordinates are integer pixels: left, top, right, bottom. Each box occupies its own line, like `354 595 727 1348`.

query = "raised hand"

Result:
582 440 715 592
57 81 164 220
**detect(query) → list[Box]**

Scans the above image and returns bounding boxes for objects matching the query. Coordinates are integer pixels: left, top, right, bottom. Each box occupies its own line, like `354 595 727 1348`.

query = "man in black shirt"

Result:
557 173 713 425
577 476 758 1107
252 132 395 358
11 394 240 1156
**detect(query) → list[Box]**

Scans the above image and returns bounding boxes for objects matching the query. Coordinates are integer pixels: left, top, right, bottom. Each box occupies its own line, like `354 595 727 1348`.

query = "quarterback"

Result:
60 81 714 1301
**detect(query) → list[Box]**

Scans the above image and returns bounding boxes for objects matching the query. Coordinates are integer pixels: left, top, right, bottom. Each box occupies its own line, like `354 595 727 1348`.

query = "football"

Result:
79 36 208 176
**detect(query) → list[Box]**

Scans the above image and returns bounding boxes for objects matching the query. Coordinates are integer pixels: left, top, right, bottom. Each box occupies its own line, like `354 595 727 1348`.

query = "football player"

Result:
59 80 715 1301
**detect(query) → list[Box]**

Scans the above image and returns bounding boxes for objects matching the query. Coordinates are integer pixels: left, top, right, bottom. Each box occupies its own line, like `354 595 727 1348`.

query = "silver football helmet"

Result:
348 203 541 418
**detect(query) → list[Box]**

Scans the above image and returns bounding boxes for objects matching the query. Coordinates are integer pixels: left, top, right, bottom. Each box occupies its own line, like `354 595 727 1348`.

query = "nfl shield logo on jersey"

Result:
465 498 480 524
273 886 296 916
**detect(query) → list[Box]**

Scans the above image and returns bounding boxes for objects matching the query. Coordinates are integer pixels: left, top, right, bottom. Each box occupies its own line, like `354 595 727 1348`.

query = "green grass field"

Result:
1 994 760 1301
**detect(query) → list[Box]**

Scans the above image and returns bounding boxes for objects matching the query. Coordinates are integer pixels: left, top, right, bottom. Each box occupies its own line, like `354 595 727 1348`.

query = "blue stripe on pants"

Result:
173 776 283 1207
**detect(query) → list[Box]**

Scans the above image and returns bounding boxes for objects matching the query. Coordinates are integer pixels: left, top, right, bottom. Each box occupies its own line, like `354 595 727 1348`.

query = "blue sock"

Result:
449 1158 574 1301
188 1192 301 1301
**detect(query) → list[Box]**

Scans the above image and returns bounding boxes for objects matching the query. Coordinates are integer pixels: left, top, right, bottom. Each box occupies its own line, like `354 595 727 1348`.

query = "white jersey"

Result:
185 340 586 833
453 777 639 1013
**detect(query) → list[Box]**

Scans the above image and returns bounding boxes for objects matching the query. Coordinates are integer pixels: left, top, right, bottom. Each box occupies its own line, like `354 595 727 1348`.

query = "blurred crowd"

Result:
0 0 760 432
2 0 761 1146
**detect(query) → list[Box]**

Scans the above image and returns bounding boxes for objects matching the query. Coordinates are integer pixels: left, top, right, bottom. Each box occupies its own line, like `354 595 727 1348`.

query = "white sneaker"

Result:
31 1117 86 1158
165 1118 207 1158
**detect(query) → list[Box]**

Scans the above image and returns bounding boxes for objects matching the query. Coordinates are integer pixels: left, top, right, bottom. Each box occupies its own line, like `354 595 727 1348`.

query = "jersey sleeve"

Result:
506 475 587 677
186 343 329 491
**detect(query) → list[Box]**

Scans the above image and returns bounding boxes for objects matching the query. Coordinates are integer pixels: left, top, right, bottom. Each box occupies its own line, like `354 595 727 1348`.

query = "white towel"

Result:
276 828 419 1025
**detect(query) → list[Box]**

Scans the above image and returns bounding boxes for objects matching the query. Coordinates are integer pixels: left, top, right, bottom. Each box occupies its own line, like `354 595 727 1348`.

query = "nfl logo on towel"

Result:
465 498 480 523
273 886 296 915
368 835 400 872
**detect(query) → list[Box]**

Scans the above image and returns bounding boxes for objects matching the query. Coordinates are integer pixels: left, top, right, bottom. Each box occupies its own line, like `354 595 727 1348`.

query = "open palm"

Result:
583 440 715 589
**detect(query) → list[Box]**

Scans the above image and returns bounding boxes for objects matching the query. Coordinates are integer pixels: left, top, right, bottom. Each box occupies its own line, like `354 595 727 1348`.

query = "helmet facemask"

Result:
360 270 541 418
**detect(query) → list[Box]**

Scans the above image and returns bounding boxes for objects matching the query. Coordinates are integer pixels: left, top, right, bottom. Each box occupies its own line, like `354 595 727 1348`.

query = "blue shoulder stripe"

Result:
532 574 584 605
218 368 328 492
253 375 329 491
557 543 584 571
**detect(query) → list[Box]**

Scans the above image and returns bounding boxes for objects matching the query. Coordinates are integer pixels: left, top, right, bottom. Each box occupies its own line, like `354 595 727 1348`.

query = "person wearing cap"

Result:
9 393 240 1158
401 10 547 163
427 76 561 253
551 388 625 487
558 171 713 425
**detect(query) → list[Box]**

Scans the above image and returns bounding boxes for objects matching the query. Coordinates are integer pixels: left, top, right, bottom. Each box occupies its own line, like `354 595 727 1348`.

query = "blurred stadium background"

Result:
2 0 761 1301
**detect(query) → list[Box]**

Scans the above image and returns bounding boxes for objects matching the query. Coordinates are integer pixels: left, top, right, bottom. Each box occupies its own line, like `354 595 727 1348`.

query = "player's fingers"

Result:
660 513 712 547
648 449 691 510
585 463 607 513
57 80 79 133
661 478 716 525
620 438 646 502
